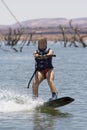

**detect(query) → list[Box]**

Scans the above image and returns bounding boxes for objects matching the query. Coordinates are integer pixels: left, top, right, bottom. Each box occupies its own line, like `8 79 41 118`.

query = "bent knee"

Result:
32 79 40 86
47 79 54 85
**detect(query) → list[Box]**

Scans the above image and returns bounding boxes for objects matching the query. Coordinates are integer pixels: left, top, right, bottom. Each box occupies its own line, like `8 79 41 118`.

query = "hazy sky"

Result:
0 0 87 25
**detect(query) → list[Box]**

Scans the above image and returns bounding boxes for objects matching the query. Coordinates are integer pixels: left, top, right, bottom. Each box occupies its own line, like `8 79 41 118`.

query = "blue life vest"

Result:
35 48 53 71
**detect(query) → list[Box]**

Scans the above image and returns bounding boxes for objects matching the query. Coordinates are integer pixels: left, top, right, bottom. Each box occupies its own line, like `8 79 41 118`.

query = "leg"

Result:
32 71 44 97
46 69 58 99
46 69 57 93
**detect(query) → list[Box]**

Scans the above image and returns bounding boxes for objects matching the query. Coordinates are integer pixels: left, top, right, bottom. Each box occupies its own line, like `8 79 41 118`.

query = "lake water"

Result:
0 42 87 130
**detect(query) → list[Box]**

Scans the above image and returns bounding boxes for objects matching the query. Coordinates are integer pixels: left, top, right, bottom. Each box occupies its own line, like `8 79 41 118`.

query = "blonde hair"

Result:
38 37 47 49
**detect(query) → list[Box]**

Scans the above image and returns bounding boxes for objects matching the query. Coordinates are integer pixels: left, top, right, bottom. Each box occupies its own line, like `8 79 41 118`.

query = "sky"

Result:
0 0 87 25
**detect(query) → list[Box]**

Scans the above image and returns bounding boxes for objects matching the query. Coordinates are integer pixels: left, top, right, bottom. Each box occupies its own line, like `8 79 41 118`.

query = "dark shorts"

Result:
40 68 52 78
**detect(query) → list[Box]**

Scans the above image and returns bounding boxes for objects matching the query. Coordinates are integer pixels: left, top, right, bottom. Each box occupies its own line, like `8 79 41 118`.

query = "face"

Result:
38 38 47 50
39 42 46 50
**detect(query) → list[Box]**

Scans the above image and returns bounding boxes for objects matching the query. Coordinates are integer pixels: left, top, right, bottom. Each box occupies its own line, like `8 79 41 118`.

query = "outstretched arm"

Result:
46 49 54 56
33 50 56 59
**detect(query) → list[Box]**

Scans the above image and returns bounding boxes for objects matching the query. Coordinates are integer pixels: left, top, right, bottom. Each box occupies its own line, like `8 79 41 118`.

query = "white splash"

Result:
0 90 44 113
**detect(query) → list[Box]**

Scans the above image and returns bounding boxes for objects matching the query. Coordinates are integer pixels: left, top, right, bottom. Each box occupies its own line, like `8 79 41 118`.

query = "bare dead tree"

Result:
26 33 33 46
0 30 9 51
68 20 79 47
0 31 3 47
69 19 87 47
3 27 23 52
19 31 33 52
59 25 68 47
76 33 87 47
19 34 28 52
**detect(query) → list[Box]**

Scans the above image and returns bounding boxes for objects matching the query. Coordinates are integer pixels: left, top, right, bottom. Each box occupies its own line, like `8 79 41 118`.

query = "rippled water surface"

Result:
0 42 87 130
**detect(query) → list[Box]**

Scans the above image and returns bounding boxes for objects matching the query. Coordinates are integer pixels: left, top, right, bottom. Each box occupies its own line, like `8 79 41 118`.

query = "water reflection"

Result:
33 108 72 130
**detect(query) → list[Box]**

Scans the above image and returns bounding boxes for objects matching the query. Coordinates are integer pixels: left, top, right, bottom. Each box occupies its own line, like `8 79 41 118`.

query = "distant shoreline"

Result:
21 33 87 41
0 33 87 41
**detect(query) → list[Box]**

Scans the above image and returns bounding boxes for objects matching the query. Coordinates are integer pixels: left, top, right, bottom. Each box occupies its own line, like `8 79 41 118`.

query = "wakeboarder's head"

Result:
38 37 47 51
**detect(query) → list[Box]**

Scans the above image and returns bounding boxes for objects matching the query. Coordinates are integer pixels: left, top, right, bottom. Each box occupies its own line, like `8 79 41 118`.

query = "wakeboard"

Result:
43 96 74 108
